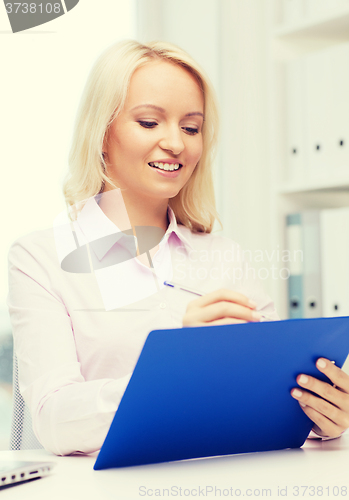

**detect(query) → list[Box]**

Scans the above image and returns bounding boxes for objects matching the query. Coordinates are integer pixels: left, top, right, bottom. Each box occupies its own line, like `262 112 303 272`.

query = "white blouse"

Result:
7 196 279 455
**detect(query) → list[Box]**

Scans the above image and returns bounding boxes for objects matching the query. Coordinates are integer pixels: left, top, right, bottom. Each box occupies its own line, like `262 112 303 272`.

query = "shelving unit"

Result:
274 6 349 43
267 0 349 319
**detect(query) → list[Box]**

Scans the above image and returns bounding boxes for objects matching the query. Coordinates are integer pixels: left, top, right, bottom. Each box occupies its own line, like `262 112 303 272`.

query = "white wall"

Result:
137 0 274 296
137 0 220 88
0 0 136 307
219 0 274 294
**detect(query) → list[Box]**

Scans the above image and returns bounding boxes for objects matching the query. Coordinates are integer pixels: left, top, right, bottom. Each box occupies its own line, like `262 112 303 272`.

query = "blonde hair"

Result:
63 39 221 233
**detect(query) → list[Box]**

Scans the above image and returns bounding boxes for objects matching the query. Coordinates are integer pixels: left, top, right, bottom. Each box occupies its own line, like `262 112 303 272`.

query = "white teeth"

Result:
149 162 181 171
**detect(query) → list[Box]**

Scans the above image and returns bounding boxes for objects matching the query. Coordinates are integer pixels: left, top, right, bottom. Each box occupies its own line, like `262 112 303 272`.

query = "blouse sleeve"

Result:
7 234 131 456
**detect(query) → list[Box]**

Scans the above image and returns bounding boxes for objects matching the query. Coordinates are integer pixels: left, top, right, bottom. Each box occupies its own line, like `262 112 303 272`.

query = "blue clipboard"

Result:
94 316 349 469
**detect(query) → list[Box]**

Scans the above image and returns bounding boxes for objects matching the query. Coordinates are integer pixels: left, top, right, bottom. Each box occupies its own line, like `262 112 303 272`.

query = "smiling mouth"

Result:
148 162 183 171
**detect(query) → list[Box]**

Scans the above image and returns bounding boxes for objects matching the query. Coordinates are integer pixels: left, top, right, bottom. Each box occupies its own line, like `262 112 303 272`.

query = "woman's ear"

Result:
102 132 109 164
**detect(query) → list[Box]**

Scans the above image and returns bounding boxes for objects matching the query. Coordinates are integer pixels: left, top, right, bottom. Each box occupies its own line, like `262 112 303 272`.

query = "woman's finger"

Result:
197 300 262 323
291 387 349 430
298 404 345 438
205 317 248 326
290 359 349 438
191 288 257 310
315 358 349 394
294 366 349 414
182 289 260 327
296 374 347 410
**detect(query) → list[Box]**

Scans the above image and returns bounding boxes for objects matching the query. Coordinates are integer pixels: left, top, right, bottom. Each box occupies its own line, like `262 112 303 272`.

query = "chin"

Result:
163 188 182 200
149 185 182 200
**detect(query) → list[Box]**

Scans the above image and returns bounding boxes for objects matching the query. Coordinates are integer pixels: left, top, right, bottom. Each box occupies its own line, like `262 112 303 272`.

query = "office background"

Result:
1 0 349 449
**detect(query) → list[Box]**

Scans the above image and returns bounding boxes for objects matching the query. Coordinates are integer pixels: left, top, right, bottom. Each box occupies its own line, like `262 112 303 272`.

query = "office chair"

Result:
9 354 43 450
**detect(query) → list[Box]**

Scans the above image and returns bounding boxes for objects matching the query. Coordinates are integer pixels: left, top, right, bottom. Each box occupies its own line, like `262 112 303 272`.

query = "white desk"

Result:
1 436 349 499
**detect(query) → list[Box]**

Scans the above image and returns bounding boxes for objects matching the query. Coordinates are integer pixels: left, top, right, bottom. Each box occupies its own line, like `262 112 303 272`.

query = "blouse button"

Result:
160 302 167 309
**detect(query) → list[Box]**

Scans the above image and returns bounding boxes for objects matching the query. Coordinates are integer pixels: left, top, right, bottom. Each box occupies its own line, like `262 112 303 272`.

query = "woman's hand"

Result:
291 358 349 438
182 288 263 327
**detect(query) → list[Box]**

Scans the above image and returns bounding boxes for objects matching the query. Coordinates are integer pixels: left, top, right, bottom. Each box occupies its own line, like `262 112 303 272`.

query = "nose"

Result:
159 124 185 156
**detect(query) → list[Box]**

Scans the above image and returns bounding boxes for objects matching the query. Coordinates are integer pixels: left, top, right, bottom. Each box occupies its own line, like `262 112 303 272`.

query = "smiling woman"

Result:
64 40 219 234
7 40 349 457
101 60 204 230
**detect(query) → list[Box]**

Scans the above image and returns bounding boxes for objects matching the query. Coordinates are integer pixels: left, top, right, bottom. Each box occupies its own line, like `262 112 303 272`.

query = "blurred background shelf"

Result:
278 178 349 194
268 0 349 319
275 7 349 41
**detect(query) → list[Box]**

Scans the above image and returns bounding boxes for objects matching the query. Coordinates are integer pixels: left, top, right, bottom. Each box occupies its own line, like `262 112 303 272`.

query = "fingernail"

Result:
292 389 303 398
317 359 326 369
248 300 257 309
298 375 309 385
300 403 306 407
252 311 262 321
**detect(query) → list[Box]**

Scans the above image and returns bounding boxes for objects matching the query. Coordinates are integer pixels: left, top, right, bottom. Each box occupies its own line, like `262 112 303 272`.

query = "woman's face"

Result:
103 60 204 203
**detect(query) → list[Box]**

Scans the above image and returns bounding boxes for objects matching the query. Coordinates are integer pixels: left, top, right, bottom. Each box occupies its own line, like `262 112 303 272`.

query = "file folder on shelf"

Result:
284 42 349 185
286 211 322 319
327 42 349 177
302 211 323 318
304 48 332 182
286 214 303 318
285 58 307 185
320 207 349 318
94 317 349 469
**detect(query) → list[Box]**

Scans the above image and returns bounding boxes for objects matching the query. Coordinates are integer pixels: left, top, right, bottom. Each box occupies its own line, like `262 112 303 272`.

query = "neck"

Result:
99 188 169 232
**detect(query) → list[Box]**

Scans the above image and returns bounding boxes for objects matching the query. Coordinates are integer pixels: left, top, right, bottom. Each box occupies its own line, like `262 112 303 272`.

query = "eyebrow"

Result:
131 104 204 118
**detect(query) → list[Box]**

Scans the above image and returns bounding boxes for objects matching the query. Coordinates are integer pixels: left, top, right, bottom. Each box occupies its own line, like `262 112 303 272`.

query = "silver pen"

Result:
163 280 275 321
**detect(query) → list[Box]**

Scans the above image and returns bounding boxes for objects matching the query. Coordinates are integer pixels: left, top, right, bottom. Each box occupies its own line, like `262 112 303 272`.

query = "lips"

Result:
148 161 183 172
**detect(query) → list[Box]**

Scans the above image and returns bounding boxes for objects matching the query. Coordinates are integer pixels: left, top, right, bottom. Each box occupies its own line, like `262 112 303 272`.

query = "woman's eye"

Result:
138 121 157 129
183 127 199 135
